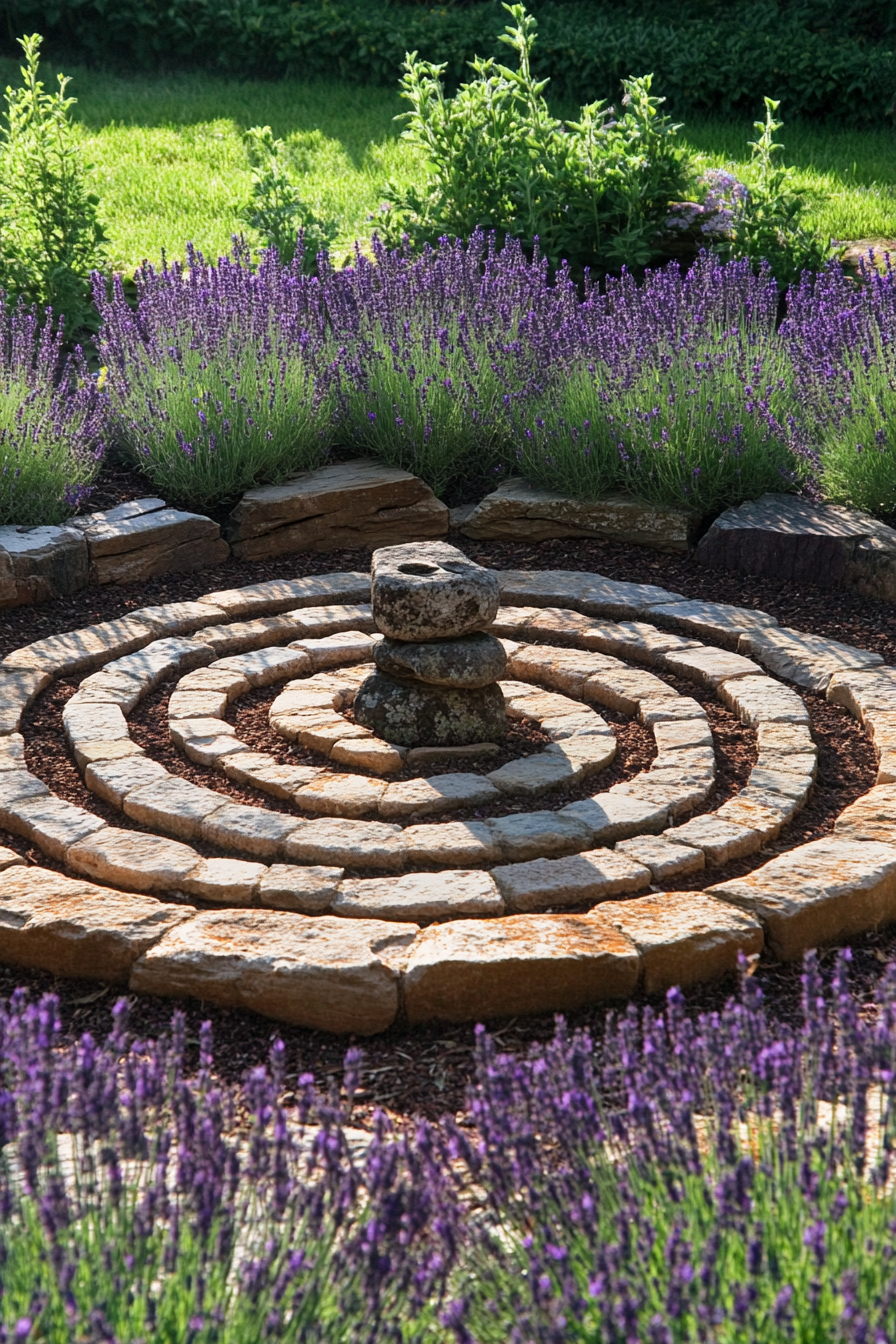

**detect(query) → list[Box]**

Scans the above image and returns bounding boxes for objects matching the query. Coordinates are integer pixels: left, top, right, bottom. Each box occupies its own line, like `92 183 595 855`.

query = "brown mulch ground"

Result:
1 527 895 1120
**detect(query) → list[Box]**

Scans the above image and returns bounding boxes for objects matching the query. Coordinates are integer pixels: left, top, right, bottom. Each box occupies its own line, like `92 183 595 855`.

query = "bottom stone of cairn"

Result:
353 672 506 748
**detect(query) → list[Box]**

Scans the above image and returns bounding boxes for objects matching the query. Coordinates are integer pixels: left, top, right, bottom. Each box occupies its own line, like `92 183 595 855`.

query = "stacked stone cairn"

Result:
354 542 507 747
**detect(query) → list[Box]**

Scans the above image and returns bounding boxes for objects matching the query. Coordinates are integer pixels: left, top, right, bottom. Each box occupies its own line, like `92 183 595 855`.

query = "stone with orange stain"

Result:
130 909 416 1034
834 787 896 845
708 838 896 960
593 891 763 993
403 914 640 1023
0 865 192 981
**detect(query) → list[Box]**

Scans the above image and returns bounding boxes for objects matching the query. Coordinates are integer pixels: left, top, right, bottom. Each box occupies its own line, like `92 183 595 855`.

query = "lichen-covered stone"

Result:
374 631 506 688
353 671 505 747
371 542 499 641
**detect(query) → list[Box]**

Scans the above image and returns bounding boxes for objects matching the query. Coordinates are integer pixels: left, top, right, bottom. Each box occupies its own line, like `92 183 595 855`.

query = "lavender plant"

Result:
0 298 104 525
93 242 337 510
518 253 803 513
785 258 896 518
442 950 896 1343
332 232 574 497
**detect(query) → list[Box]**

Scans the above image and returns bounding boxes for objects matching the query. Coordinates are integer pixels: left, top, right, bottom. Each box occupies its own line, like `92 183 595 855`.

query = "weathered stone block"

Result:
81 505 228 584
0 523 87 605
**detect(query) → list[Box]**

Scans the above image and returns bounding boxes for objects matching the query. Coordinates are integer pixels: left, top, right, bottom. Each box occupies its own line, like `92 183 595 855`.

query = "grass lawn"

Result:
2 59 893 273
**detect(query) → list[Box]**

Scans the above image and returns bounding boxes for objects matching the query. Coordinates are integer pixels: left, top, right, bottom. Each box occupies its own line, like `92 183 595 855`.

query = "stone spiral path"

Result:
0 566 895 1034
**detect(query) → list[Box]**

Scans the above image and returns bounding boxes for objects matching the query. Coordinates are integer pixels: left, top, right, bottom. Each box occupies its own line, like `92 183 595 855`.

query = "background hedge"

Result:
1 0 893 125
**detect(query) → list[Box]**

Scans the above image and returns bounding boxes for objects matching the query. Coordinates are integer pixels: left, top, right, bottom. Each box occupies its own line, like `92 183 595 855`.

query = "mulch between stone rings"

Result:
0 531 894 1123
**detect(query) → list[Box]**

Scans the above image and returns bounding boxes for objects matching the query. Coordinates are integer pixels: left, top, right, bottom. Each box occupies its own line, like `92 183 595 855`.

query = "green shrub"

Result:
239 125 338 272
381 3 692 271
0 33 107 333
8 0 892 127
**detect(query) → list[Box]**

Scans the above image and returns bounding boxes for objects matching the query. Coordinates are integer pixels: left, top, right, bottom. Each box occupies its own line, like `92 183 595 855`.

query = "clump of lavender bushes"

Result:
0 299 104 526
5 951 896 1342
92 232 896 522
517 253 804 512
93 242 338 511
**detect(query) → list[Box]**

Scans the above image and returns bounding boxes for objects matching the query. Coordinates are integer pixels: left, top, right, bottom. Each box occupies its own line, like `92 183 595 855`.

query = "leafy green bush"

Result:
8 0 892 126
0 34 107 333
381 4 691 271
240 125 338 273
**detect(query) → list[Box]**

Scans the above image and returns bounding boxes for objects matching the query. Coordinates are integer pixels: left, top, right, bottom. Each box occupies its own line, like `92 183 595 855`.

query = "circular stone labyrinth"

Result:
0 566 895 1036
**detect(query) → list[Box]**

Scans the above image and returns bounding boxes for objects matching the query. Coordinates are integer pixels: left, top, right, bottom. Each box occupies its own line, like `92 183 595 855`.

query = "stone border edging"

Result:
0 567 894 1033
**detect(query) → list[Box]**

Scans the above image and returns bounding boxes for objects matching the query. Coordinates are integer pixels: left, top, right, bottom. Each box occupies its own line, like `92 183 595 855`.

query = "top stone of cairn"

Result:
371 542 500 642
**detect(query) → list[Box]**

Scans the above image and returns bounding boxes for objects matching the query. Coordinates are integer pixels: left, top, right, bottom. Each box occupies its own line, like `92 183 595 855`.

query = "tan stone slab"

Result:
333 870 503 922
646 599 778 652
615 834 705 881
497 568 680 617
596 891 764 993
499 678 544 701
718 674 809 727
521 607 595 643
488 810 594 863
62 702 131 755
75 669 146 712
175 666 251 701
103 637 214 690
504 688 583 721
404 914 640 1024
123 777 228 840
539 711 609 740
223 754 323 799
737 627 883 693
4 616 160 678
269 683 341 715
747 767 813 804
0 770 50 825
130 600 228 635
169 717 237 751
653 718 714 752
827 667 896 723
199 573 371 619
403 819 500 866
130 909 414 1034
652 746 716 775
191 615 305 656
575 619 701 666
867 713 896 748
296 719 373 754
199 804 299 859
294 775 387 819
834 786 896 844
583 667 673 715
283 818 405 871
664 815 763 865
714 796 785 844
212 647 312 688
2 795 106 861
329 738 405 774
662 646 761 691
379 773 499 819
0 845 24 870
0 734 26 771
285 602 376 637
559 792 669 842
68 827 199 891
756 721 816 756
76 739 146 769
639 696 708 726
185 736 250 769
736 785 801 823
289 631 374 669
181 858 266 905
168 688 228 721
257 863 343 913
488 606 543 636
756 750 818 779
609 776 709 818
0 669 52 734
487 753 583 796
460 481 698 550
507 645 610 698
492 848 650 913
879 750 896 786
0 866 193 981
709 838 896 960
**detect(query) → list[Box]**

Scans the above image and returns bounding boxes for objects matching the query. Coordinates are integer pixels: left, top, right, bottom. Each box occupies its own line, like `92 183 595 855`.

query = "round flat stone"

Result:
374 632 506 689
353 671 505 747
371 542 499 641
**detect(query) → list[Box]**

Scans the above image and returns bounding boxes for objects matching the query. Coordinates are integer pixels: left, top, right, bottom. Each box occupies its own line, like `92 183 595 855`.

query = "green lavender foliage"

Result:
0 34 107 333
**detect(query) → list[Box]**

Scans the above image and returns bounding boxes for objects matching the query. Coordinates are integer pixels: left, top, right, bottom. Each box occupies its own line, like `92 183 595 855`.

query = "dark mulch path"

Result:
2 526 896 1121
